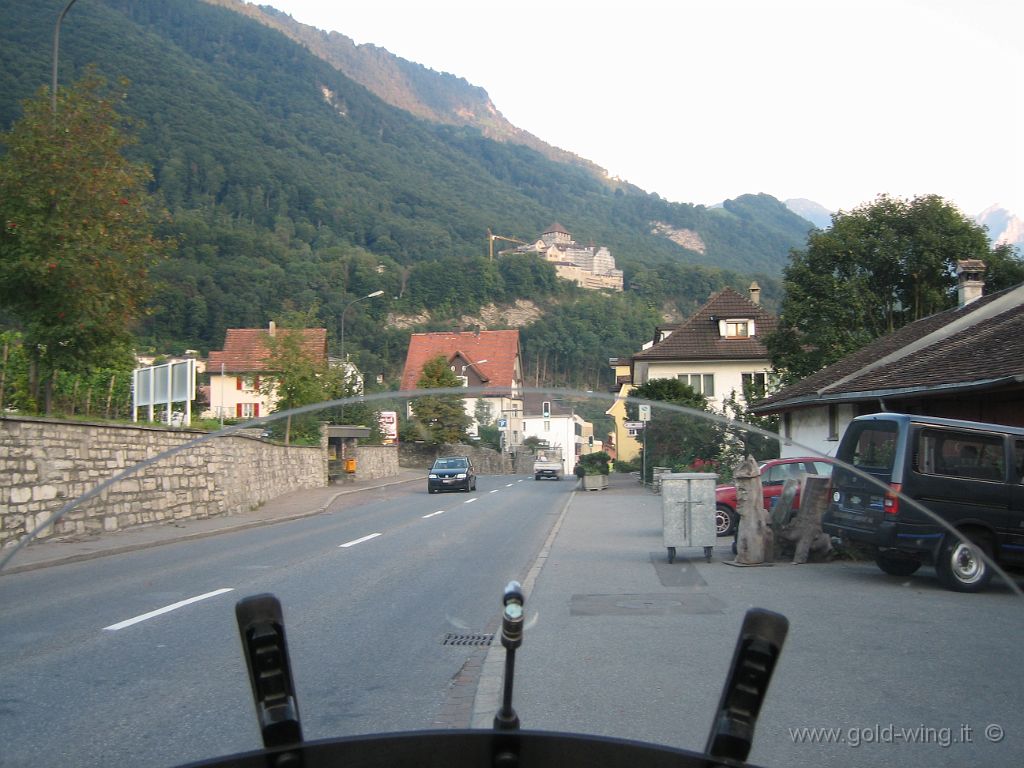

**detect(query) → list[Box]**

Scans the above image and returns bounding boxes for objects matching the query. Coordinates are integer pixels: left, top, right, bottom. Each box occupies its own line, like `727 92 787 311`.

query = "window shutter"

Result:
236 377 243 390
236 403 242 418
254 403 260 418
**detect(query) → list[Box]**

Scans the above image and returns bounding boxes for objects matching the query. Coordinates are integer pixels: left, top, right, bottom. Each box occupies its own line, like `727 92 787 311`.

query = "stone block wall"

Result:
0 417 326 549
352 445 400 481
399 442 509 474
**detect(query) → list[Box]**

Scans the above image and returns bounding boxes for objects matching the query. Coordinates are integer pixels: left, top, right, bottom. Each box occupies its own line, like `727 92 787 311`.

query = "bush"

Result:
579 451 611 475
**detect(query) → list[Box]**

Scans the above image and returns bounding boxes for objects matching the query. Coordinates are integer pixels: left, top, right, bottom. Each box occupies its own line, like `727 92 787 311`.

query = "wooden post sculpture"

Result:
778 475 833 564
734 455 772 564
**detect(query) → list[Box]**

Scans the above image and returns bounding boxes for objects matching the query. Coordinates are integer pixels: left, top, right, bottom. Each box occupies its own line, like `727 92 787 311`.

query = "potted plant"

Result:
579 451 611 491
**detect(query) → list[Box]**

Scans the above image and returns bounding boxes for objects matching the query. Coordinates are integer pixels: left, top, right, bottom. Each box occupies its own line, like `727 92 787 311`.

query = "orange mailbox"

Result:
345 458 357 474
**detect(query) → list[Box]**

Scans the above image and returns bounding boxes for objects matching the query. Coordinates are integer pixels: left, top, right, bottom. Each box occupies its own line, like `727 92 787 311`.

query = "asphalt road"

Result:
0 474 572 768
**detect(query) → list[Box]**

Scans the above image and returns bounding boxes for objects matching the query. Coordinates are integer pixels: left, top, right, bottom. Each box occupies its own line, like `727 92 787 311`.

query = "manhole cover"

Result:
442 632 494 647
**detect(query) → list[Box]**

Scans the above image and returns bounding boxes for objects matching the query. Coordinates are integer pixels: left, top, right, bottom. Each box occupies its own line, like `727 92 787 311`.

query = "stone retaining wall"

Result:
0 417 326 548
399 442 509 474
352 444 400 481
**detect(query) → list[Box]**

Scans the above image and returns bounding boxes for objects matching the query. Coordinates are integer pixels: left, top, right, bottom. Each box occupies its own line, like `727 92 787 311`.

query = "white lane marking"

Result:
339 532 382 548
489 489 499 494
464 497 478 505
505 483 514 488
104 588 234 631
422 510 445 519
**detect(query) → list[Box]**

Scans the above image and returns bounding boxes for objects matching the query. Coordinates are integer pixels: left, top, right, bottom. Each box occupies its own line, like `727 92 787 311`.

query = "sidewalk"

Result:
1 468 425 575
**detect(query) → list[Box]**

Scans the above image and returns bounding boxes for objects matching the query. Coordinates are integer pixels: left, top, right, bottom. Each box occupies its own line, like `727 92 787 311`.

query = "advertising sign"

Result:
379 410 398 444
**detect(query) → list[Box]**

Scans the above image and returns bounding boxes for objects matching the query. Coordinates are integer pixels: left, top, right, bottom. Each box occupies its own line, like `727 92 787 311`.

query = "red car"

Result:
714 457 834 536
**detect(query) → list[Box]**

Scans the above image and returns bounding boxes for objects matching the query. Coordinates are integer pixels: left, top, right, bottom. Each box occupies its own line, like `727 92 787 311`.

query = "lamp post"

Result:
52 0 79 116
340 289 384 364
338 290 383 421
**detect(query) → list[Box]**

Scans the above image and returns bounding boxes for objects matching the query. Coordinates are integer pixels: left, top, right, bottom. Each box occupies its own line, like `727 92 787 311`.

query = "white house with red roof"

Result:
400 330 524 449
205 322 328 420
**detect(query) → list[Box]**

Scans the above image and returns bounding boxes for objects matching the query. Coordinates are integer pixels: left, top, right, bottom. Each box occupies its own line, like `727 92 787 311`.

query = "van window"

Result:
1016 440 1024 483
917 428 1004 481
843 421 898 473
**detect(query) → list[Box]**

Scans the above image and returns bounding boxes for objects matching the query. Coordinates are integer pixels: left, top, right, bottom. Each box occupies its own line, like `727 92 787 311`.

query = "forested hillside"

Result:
0 0 814 389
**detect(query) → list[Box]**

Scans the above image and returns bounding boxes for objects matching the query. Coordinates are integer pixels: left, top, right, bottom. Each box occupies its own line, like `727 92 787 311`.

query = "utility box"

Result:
661 472 718 563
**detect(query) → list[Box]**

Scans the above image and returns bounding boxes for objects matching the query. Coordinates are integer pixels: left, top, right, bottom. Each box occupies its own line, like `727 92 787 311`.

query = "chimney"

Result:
748 281 761 305
956 260 986 307
268 320 276 337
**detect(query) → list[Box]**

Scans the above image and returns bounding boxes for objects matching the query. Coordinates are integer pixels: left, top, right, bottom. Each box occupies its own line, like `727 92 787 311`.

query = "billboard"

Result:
378 410 398 445
133 359 196 425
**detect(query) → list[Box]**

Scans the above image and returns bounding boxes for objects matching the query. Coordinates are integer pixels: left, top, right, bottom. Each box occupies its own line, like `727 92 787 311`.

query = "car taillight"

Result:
883 483 902 515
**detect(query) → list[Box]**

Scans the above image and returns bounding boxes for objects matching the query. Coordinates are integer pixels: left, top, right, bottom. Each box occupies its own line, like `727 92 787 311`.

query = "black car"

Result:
427 456 476 493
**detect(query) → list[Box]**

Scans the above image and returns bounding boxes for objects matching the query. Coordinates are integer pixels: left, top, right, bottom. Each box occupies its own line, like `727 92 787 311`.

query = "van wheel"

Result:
875 552 921 577
715 504 736 537
935 534 993 593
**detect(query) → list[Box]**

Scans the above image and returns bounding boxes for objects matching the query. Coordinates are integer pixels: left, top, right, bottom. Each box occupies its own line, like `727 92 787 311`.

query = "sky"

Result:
266 0 1022 218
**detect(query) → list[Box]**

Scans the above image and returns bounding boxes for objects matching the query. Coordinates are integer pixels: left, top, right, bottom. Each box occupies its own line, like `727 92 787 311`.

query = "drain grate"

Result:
443 632 494 647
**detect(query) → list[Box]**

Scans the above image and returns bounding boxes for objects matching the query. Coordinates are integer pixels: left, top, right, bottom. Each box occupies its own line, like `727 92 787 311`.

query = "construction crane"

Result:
487 228 528 261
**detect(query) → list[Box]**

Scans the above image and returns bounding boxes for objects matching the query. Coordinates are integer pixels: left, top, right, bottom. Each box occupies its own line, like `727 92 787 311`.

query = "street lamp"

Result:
338 291 383 423
340 289 384 364
52 0 79 116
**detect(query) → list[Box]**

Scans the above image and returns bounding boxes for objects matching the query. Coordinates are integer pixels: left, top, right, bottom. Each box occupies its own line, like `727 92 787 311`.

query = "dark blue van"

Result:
823 413 1024 592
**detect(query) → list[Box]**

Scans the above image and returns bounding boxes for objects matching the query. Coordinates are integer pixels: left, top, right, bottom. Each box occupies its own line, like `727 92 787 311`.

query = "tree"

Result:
765 194 1024 382
628 378 723 479
413 355 471 444
259 308 329 444
0 70 171 413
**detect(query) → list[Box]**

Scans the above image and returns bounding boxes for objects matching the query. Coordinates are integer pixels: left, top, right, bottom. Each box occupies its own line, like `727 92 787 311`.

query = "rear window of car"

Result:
841 421 899 474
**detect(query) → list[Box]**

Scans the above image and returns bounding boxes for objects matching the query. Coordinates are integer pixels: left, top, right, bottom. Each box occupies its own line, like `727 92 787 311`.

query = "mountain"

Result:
976 205 1024 250
0 0 815 386
204 0 608 178
784 198 833 230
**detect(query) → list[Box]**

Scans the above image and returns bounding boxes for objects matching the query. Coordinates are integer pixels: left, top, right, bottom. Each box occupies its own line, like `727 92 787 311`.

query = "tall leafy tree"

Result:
766 194 1024 382
413 355 471 445
0 69 171 412
628 378 723 479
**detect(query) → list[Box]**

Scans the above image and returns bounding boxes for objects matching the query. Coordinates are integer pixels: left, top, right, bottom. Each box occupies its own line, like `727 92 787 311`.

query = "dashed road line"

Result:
339 533 383 548
104 588 234 631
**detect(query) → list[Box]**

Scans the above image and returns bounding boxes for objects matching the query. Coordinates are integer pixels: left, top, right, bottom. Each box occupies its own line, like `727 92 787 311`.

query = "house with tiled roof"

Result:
608 284 775 461
400 330 524 449
205 322 328 420
751 269 1024 458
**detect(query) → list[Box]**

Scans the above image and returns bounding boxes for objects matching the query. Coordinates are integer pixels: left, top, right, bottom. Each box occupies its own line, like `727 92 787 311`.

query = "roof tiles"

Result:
208 327 327 373
633 287 777 362
400 330 521 392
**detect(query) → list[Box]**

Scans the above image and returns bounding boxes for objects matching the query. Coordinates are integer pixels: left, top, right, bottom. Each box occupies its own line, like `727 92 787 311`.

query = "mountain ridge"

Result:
204 0 612 180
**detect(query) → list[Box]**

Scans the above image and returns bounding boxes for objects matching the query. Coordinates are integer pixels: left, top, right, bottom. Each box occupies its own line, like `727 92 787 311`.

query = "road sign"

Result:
638 404 651 421
498 418 508 429
624 421 644 430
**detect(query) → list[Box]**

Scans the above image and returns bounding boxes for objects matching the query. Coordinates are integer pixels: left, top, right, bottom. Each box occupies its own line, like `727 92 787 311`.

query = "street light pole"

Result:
340 289 384 364
338 290 383 422
52 0 79 116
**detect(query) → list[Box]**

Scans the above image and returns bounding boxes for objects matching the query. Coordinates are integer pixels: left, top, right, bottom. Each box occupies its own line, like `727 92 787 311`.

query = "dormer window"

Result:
719 319 754 338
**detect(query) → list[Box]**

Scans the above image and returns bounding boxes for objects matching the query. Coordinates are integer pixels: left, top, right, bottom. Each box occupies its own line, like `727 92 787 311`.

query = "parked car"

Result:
824 413 1024 592
427 456 476 493
714 457 835 536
